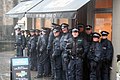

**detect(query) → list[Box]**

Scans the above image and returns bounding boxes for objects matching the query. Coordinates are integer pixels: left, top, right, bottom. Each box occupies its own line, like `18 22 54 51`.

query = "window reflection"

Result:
58 18 68 25
94 13 112 40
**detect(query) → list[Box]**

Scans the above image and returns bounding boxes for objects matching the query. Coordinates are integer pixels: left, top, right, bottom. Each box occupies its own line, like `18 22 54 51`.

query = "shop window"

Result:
58 18 68 25
44 19 51 28
95 0 112 8
94 13 112 40
36 18 41 29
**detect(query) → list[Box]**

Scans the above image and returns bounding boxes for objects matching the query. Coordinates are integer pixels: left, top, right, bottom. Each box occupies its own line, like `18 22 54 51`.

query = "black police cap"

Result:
51 23 60 27
77 23 84 28
92 32 101 38
101 31 109 36
61 23 69 29
72 28 79 32
85 25 92 30
53 28 60 33
41 28 48 33
52 23 57 25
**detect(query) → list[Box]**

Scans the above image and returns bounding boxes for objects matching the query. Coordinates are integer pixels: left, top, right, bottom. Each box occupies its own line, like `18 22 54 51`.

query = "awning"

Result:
26 0 90 19
6 0 43 18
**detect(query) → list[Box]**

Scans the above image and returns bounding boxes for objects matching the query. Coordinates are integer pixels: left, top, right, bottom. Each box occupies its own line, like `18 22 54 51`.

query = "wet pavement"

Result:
0 51 51 80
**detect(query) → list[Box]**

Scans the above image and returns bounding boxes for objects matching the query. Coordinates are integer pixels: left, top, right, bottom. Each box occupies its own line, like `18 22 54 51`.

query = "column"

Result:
32 18 36 29
87 0 95 26
40 18 45 28
112 0 120 80
68 19 72 28
26 18 32 30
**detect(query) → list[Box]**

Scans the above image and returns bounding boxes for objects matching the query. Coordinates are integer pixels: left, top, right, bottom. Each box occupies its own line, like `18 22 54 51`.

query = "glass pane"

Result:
59 18 68 25
95 0 112 8
94 13 112 40
36 18 41 29
45 19 51 28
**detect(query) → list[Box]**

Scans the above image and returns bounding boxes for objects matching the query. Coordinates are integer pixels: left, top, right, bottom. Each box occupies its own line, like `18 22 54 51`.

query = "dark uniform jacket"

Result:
37 34 48 53
52 36 61 57
66 37 89 59
35 34 40 43
26 35 30 48
47 31 55 52
100 39 113 65
21 34 26 49
84 33 93 45
15 33 26 48
87 42 102 62
28 35 36 56
37 34 48 62
79 32 86 39
60 32 72 51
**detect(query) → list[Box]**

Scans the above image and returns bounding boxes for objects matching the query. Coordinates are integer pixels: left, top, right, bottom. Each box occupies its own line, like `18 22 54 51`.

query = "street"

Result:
0 51 51 80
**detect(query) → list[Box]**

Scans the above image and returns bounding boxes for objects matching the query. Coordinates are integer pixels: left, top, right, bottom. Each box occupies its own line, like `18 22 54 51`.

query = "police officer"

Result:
21 30 27 57
28 29 37 70
60 23 72 80
36 28 50 78
84 25 93 80
24 30 31 56
35 29 40 70
52 27 62 80
47 23 61 80
35 29 40 42
77 24 89 80
100 31 113 80
15 27 26 57
87 32 102 80
67 28 89 80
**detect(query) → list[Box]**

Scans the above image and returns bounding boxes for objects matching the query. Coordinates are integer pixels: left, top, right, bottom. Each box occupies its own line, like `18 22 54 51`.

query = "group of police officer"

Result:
14 23 113 80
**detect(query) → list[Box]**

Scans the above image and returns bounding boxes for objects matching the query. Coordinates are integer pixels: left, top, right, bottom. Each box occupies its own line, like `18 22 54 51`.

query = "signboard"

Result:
11 57 31 80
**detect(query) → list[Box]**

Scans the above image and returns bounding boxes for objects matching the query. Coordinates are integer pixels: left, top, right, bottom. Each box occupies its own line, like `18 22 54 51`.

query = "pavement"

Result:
0 51 51 80
0 51 119 80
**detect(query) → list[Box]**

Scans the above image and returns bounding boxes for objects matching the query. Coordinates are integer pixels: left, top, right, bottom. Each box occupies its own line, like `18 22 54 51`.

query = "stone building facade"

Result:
0 0 16 41
0 0 28 41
